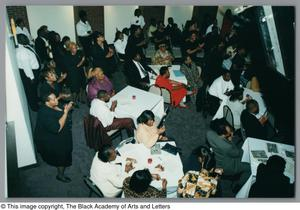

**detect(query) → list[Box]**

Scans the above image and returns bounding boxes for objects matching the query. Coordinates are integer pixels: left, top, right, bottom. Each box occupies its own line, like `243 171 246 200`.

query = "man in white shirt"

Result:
76 10 92 56
209 70 234 101
208 70 234 115
90 90 135 137
130 9 145 28
15 18 34 45
90 145 134 197
16 34 40 111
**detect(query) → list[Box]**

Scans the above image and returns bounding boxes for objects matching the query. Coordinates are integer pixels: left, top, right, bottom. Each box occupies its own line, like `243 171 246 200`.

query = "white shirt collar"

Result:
94 98 108 106
80 20 88 25
132 60 147 78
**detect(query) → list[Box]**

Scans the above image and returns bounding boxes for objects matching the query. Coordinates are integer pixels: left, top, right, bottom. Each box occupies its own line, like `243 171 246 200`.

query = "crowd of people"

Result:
14 7 293 198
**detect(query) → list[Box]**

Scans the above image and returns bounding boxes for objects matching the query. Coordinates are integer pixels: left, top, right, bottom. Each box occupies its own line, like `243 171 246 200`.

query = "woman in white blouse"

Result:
114 31 128 61
227 87 251 130
136 110 167 148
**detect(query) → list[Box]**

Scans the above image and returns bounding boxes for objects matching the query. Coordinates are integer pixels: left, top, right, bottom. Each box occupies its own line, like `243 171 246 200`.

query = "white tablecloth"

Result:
148 65 187 85
118 141 184 198
213 88 267 121
236 137 295 198
110 86 164 126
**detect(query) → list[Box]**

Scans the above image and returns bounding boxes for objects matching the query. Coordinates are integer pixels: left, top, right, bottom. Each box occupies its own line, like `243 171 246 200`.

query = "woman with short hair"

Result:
91 31 117 77
136 110 167 148
34 92 73 183
39 67 69 101
114 31 128 61
123 169 167 198
179 146 223 198
151 43 174 65
87 67 114 103
155 66 188 108
64 42 86 104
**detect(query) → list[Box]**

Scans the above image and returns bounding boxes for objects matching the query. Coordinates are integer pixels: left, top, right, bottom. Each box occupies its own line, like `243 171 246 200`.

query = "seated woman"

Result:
39 67 70 101
183 145 216 173
87 67 114 103
155 66 188 108
114 31 128 61
151 43 174 65
136 110 167 148
179 146 223 198
123 169 167 198
180 55 203 92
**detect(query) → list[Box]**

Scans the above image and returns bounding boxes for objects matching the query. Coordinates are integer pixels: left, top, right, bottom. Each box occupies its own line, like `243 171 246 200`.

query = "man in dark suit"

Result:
124 51 156 91
35 25 51 67
240 99 268 140
207 118 251 193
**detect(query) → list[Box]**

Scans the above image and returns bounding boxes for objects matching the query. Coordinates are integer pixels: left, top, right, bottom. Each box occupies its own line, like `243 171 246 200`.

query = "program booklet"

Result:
251 150 268 159
285 150 295 160
267 143 278 153
151 144 162 155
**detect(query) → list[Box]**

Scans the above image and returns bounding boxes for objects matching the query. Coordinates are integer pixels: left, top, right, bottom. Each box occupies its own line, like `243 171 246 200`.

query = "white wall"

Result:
104 5 138 44
6 15 37 168
164 6 194 30
26 6 76 42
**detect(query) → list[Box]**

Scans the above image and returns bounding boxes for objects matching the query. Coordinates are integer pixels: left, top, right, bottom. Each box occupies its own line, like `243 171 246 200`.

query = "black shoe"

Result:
56 175 72 183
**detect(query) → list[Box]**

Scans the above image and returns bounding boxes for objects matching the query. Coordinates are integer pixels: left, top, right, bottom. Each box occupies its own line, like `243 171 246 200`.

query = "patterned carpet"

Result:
16 63 234 198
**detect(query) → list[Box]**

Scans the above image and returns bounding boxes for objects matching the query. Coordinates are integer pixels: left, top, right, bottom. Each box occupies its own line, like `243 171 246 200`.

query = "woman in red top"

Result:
155 66 188 108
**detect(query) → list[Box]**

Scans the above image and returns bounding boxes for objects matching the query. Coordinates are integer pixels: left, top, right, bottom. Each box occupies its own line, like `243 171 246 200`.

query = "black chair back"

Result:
83 176 104 197
223 105 234 128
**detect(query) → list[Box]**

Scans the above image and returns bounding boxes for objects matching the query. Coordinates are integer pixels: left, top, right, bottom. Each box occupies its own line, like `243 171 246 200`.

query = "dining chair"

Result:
148 85 162 96
239 122 247 141
160 87 172 105
223 105 234 128
115 137 135 150
148 85 172 105
83 115 122 151
83 176 104 197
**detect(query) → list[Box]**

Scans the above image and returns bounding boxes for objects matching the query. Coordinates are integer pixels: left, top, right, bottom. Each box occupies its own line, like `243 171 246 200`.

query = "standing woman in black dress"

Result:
125 25 147 62
35 92 73 182
64 42 86 104
90 31 116 78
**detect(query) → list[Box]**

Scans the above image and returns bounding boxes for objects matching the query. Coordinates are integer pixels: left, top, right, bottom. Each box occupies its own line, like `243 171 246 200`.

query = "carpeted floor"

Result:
16 63 234 198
